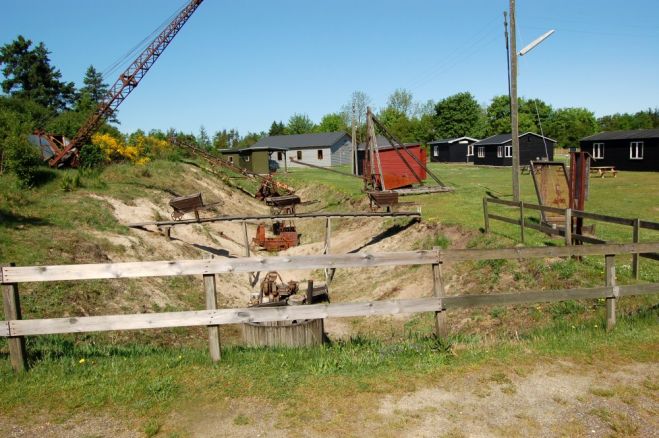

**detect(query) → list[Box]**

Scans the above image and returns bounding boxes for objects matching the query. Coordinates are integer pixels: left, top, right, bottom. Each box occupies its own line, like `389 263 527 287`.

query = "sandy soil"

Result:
3 360 655 437
88 166 467 319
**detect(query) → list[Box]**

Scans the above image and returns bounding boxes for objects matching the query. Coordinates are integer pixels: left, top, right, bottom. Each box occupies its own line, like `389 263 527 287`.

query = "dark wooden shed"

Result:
579 128 659 171
428 136 479 163
472 132 555 166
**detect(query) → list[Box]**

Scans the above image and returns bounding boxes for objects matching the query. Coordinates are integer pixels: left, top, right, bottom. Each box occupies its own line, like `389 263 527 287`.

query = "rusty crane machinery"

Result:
38 0 204 168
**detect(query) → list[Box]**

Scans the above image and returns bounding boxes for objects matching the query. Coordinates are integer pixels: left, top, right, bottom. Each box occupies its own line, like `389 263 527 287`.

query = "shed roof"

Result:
250 131 349 150
357 135 420 151
474 132 556 146
580 128 659 141
218 146 287 154
427 136 479 145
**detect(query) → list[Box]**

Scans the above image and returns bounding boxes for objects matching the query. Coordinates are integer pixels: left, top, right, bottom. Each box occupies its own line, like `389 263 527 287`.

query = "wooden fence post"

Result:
324 218 335 285
432 249 447 338
2 264 28 372
519 201 525 243
202 256 221 362
242 221 250 257
564 208 572 246
605 254 616 331
632 218 640 280
483 197 490 233
306 280 313 304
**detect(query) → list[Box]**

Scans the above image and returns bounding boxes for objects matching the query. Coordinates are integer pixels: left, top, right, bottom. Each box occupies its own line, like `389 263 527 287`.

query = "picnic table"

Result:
590 166 617 178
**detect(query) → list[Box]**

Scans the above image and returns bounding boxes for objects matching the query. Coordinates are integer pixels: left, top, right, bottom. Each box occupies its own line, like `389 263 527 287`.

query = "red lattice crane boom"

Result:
48 0 204 167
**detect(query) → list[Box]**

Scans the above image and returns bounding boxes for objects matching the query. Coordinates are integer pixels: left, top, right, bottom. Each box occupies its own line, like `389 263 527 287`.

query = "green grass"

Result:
0 159 658 431
279 165 364 199
0 307 656 425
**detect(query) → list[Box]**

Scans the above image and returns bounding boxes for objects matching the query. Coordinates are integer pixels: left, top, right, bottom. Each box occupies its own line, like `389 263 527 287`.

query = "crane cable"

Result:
100 1 188 80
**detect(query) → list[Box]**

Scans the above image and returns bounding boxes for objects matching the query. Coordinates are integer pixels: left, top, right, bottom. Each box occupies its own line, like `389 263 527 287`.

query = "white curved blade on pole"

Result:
519 29 555 56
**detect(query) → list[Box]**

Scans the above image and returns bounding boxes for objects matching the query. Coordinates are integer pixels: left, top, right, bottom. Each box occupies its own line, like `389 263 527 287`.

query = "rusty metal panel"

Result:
530 161 569 226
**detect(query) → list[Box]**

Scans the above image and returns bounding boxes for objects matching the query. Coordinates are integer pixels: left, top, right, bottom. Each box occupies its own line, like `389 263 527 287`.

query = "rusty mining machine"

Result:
172 139 304 251
35 0 205 168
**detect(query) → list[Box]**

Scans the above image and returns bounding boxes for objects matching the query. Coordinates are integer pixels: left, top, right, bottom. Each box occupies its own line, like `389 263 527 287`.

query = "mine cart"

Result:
168 192 220 221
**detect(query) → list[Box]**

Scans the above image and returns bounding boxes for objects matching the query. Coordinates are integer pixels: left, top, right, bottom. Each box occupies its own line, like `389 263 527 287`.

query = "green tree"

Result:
287 113 315 134
5 135 44 187
387 88 415 118
46 110 89 138
80 65 108 104
484 95 536 136
75 65 118 124
433 92 484 139
378 107 414 142
340 90 371 143
197 125 211 149
598 109 658 131
236 131 264 149
268 121 286 136
212 129 240 149
0 35 76 111
410 113 436 145
316 113 347 133
0 95 51 173
545 107 598 148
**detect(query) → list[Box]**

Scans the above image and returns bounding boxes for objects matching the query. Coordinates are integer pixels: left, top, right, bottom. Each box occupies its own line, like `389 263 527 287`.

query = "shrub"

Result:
91 132 170 165
60 171 82 192
6 135 44 187
78 143 105 169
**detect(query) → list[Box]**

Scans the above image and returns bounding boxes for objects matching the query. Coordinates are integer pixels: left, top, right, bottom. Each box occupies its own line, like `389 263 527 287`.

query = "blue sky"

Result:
2 0 658 136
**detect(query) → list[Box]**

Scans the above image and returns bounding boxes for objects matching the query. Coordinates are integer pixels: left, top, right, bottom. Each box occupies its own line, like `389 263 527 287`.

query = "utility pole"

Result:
509 0 521 201
503 12 511 115
351 102 357 175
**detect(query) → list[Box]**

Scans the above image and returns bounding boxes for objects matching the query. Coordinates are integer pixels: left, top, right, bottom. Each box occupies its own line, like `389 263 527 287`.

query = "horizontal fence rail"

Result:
3 243 659 284
128 211 422 228
3 283 658 337
483 197 659 279
5 298 442 336
3 241 659 372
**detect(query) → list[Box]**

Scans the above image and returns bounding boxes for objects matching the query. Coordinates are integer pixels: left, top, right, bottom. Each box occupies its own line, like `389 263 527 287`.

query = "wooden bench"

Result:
590 166 617 178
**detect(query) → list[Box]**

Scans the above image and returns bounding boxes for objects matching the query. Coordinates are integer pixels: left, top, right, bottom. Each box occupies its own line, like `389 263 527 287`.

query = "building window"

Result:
592 143 604 159
277 151 283 160
630 141 643 160
467 144 474 156
504 145 512 158
317 149 323 160
297 150 302 160
478 147 485 158
497 146 503 158
434 146 439 157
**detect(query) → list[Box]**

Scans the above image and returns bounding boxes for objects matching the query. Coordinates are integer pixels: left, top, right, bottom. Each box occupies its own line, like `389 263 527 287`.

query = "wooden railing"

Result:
3 242 659 372
483 197 659 278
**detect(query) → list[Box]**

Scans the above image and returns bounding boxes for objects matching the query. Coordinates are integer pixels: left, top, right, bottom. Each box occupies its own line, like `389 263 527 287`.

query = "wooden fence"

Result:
483 197 659 279
3 242 659 372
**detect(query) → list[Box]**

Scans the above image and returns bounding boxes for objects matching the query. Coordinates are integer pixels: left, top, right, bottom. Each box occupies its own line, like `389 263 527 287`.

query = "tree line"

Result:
1 35 657 184
255 90 658 151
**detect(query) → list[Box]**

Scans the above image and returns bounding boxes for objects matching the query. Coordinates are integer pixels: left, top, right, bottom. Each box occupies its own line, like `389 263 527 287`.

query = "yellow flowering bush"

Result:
91 132 170 165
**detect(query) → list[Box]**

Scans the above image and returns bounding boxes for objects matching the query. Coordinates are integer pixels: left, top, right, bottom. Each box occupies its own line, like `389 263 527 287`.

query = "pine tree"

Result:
0 35 76 111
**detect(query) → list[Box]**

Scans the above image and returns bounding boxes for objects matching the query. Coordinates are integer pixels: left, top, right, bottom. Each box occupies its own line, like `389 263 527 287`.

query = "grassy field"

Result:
1 307 656 435
1 160 658 435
